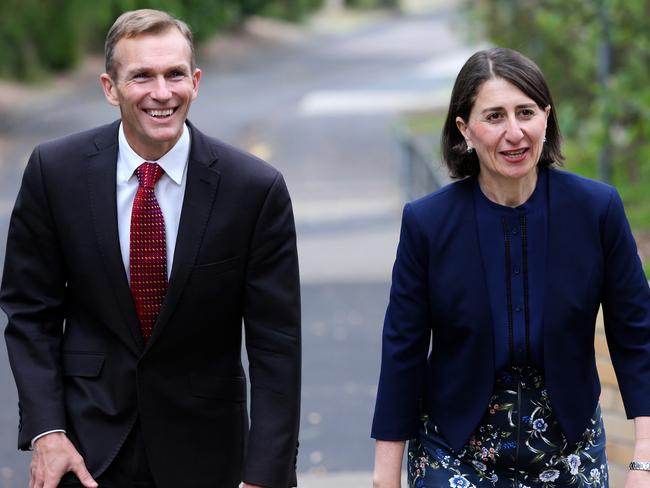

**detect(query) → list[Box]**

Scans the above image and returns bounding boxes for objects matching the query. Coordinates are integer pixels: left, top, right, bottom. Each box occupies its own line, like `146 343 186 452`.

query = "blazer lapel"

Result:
87 121 144 354
542 170 578 336
146 126 221 347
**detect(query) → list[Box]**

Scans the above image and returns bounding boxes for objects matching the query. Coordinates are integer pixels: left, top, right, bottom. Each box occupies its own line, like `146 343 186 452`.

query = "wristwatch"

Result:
629 461 650 471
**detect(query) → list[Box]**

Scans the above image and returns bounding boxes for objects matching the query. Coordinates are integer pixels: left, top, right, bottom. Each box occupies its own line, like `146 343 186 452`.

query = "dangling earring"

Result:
466 143 474 153
543 136 547 143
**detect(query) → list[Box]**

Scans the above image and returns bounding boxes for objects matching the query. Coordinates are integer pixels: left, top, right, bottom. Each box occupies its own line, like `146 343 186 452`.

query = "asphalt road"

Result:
0 5 475 486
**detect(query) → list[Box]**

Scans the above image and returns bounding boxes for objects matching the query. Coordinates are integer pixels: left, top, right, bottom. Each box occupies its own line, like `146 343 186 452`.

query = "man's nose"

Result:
151 76 172 100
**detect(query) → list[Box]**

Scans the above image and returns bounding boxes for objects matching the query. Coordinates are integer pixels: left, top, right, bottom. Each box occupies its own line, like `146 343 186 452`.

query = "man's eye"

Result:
169 71 185 79
133 73 149 80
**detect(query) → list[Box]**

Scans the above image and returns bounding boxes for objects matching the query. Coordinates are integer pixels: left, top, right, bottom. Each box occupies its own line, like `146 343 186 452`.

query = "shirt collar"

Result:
116 122 190 185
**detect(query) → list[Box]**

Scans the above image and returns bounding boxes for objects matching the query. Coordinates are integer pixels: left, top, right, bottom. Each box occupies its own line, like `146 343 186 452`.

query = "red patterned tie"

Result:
130 162 167 342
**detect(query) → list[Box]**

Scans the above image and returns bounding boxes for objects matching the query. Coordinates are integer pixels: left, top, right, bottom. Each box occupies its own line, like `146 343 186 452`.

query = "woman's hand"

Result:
625 470 650 488
626 418 650 488
373 440 406 488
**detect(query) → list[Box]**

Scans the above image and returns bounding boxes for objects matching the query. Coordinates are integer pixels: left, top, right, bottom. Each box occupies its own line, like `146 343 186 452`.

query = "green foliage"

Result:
179 1 242 41
344 0 397 9
466 0 650 233
256 0 324 22
0 0 323 81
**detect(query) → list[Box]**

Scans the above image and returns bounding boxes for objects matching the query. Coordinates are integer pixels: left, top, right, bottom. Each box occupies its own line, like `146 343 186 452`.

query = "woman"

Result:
371 48 650 488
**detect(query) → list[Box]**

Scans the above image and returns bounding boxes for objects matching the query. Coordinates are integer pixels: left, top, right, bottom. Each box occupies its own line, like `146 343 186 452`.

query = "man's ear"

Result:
191 68 202 100
100 73 120 107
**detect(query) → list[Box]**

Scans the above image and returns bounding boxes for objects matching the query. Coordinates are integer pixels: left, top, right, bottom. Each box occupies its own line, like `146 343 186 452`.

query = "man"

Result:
0 9 300 488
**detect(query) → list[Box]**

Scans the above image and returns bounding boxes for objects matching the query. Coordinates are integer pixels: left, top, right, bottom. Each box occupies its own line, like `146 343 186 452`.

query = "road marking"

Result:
298 89 451 116
297 226 400 283
292 194 401 225
414 48 483 79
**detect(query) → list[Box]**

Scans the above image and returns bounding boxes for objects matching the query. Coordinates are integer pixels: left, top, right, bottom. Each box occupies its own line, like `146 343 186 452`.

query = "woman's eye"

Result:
520 109 535 117
486 113 503 121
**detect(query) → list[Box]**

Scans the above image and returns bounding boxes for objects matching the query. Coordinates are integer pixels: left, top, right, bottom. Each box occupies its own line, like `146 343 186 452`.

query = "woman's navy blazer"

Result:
371 168 650 451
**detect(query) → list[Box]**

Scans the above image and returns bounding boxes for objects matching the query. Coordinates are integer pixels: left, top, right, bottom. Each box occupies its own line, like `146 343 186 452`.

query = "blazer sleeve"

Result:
601 188 650 418
0 146 68 449
371 203 431 440
242 173 301 488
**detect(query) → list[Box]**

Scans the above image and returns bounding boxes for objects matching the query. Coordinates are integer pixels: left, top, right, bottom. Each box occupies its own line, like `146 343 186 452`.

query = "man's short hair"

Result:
104 9 195 80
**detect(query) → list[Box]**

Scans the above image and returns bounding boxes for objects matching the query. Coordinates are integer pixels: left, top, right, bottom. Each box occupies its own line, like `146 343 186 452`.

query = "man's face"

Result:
100 28 201 161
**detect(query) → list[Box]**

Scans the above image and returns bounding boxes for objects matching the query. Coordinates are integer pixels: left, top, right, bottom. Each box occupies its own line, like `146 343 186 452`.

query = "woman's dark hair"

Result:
441 48 564 179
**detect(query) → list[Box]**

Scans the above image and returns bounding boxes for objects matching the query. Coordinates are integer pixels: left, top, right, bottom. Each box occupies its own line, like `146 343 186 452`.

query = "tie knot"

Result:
135 162 164 188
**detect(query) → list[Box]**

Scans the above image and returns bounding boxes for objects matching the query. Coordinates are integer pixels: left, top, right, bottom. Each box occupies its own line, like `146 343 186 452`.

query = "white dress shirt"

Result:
116 122 190 280
31 123 190 448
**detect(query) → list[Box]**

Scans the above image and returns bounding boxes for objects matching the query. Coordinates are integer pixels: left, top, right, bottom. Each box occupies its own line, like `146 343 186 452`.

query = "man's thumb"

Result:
73 463 98 488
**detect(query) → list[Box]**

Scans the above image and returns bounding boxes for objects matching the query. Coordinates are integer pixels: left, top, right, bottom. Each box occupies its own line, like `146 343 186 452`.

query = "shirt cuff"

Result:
30 430 66 450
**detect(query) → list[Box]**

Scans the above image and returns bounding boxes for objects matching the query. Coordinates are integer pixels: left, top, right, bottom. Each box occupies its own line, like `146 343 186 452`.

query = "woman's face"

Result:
456 77 550 184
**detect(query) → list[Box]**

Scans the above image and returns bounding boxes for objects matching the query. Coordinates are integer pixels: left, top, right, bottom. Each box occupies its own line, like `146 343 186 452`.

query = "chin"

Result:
146 127 182 142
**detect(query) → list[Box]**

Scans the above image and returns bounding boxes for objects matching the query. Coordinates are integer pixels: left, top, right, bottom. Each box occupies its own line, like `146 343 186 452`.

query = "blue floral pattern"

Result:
407 367 608 488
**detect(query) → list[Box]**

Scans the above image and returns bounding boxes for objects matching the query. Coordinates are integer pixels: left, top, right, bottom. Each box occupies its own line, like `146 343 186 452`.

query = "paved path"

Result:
299 471 406 487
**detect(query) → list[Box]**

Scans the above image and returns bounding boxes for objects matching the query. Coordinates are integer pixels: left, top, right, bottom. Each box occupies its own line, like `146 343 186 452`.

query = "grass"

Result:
400 109 446 138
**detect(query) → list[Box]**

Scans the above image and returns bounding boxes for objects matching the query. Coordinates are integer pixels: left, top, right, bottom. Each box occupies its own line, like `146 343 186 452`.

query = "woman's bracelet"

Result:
629 461 650 471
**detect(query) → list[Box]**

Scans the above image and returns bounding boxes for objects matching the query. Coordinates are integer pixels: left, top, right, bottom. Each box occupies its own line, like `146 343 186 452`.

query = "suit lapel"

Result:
147 125 221 348
87 121 144 354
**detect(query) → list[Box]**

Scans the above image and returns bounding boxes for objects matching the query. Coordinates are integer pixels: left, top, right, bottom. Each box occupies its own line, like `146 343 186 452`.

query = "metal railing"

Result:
395 125 450 201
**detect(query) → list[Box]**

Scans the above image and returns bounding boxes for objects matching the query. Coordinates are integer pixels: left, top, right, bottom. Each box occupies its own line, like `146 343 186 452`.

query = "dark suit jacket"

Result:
0 120 301 488
372 169 650 451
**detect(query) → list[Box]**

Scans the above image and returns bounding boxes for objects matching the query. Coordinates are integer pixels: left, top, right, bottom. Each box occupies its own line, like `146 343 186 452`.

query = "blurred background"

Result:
0 0 647 486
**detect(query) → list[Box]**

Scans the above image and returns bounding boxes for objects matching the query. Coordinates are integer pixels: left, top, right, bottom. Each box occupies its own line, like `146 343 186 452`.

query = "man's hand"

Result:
30 432 97 488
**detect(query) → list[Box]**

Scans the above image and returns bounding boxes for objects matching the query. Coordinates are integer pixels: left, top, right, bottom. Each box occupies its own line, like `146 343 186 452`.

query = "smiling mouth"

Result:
500 148 528 157
145 108 176 119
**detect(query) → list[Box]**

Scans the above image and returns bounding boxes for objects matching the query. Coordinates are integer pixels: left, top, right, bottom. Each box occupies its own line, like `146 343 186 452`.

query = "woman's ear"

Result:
456 116 471 147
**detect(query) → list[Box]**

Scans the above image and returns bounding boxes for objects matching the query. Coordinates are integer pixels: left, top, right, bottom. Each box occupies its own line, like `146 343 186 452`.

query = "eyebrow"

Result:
124 65 190 78
166 65 190 74
480 103 538 114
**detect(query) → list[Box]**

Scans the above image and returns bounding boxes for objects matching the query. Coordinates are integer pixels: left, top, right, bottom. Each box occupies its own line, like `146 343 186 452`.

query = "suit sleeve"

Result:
0 146 68 450
371 203 431 440
242 173 301 488
601 188 650 418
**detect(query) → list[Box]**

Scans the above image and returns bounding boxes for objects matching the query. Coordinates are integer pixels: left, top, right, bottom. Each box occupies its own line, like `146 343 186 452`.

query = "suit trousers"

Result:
58 420 155 488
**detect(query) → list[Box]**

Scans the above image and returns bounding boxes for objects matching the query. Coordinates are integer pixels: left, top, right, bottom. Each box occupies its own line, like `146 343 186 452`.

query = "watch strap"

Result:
629 461 650 471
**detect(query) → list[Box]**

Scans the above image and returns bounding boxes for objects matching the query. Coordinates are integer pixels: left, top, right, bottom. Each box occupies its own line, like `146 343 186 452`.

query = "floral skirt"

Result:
407 367 608 488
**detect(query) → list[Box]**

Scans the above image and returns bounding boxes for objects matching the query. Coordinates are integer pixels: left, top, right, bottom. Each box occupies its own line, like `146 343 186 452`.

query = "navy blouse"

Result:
474 168 548 371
